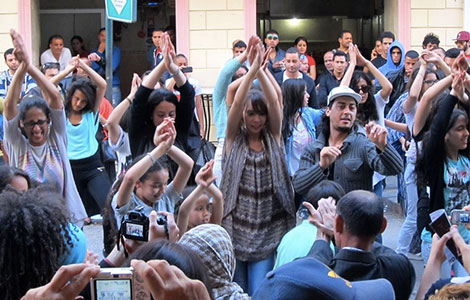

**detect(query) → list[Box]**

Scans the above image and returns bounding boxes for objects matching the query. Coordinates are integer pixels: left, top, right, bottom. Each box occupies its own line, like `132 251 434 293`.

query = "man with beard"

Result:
293 86 403 195
454 31 470 58
317 51 347 107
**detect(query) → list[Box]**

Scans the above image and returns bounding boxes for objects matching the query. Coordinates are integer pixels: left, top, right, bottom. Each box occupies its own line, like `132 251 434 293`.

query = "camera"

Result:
121 206 149 241
451 209 470 225
181 66 193 73
90 267 151 300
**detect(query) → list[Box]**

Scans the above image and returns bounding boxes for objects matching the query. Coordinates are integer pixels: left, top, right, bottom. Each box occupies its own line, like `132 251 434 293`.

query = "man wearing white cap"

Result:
454 31 470 58
293 86 403 195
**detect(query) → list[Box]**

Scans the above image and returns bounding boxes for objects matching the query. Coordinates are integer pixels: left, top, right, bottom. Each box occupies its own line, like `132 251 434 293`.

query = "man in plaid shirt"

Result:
0 48 36 99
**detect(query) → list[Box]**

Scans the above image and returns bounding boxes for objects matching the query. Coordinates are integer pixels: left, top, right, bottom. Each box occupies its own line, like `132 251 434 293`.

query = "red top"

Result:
305 54 316 66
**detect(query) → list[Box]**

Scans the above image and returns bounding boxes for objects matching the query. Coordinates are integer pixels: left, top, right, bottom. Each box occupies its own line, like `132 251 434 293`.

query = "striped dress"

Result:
222 131 295 262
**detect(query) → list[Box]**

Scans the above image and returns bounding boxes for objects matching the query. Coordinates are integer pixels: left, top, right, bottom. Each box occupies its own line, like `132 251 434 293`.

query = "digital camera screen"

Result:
460 213 469 223
126 223 144 237
95 279 132 300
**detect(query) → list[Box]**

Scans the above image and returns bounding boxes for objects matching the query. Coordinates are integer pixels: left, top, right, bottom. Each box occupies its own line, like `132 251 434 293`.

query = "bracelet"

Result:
126 97 132 105
146 153 156 164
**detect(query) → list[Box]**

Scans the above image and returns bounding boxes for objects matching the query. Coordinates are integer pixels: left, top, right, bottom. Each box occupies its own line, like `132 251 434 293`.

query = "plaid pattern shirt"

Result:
386 91 408 144
0 70 37 99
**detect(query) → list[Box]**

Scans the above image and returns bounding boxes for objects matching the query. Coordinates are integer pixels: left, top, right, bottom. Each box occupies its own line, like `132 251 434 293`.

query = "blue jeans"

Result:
112 86 121 107
396 161 418 255
422 239 468 277
234 253 275 296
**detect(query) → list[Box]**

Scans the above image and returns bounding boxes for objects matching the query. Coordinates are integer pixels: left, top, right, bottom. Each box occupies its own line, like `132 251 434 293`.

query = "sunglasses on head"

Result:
355 85 371 94
267 34 279 40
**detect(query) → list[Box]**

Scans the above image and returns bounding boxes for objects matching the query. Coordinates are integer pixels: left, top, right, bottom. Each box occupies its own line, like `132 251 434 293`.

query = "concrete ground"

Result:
83 176 423 300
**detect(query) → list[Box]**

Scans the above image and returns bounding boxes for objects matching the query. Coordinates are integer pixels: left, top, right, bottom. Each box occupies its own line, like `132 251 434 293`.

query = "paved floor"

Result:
83 175 424 299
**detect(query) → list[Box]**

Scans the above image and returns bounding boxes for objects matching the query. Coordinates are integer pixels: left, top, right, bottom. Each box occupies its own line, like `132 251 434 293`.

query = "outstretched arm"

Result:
161 33 187 88
356 45 392 100
4 61 27 120
340 43 356 87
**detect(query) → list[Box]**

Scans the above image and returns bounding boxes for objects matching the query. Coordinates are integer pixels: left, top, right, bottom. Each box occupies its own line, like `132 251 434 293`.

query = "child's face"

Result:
188 195 212 228
135 169 169 206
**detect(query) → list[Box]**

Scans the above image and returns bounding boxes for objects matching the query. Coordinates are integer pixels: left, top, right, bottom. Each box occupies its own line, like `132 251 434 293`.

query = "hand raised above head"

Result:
10 29 30 65
195 160 216 188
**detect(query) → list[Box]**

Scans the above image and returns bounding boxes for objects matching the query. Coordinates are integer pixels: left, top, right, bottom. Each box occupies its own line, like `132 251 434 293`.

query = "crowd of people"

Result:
2 24 470 300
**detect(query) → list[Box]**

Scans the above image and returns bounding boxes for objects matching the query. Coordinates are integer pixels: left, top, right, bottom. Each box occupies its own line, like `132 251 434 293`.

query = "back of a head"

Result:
306 180 345 208
179 224 235 286
405 50 419 59
446 48 461 59
0 187 71 300
128 240 212 297
428 283 470 300
336 190 384 239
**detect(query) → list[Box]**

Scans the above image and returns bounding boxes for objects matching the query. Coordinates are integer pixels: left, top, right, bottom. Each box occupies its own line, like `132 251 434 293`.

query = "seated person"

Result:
307 190 415 300
273 180 344 269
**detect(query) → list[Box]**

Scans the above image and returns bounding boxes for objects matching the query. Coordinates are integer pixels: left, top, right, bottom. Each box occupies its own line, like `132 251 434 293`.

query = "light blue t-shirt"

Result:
422 155 470 242
66 111 99 160
273 220 335 270
58 223 87 266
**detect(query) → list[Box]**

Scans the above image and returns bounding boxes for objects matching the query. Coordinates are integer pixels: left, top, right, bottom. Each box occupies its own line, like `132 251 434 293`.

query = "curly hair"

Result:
0 187 71 300
428 283 470 300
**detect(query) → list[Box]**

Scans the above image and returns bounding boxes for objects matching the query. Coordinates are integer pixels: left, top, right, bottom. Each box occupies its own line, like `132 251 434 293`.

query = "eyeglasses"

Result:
23 119 49 128
423 79 439 85
355 85 371 94
266 34 279 40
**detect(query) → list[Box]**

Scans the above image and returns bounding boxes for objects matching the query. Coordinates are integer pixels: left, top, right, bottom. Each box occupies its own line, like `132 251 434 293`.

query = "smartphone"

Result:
181 66 193 73
90 268 150 300
451 209 470 225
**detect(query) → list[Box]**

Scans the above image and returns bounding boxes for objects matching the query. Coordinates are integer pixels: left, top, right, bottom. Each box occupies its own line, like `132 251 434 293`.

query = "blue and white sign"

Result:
105 0 137 23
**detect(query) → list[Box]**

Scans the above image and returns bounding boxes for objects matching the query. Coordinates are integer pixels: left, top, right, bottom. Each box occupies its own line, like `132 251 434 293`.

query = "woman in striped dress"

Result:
221 36 295 296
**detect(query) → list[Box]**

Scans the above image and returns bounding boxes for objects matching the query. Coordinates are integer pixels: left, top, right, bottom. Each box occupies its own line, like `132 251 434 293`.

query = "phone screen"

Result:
95 279 132 300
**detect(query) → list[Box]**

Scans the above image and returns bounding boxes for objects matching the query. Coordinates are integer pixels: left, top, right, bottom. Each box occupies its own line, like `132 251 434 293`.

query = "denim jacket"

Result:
285 107 323 176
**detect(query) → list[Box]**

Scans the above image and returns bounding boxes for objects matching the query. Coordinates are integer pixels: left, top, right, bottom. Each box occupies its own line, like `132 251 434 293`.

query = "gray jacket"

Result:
293 129 403 195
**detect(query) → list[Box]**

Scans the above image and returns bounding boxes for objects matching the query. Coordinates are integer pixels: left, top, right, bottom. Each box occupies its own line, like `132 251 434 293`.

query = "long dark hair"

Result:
350 71 378 126
281 79 305 141
65 77 96 116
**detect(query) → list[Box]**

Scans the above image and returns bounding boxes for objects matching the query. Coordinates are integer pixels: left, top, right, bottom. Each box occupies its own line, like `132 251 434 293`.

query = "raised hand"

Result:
88 52 101 62
10 29 30 65
162 33 178 75
319 146 342 170
195 160 216 188
421 50 440 64
348 43 356 66
354 45 368 67
129 73 142 98
365 121 388 151
153 118 175 148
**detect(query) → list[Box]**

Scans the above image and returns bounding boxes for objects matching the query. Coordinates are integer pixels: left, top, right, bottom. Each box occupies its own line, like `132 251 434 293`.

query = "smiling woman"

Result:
3 29 87 226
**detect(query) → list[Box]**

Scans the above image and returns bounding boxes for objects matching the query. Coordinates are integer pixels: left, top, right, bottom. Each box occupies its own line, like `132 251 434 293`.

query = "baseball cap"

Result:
327 86 362 106
252 257 395 300
454 31 470 41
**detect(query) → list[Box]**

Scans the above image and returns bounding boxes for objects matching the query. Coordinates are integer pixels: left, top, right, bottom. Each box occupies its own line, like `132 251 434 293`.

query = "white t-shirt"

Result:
290 120 312 176
40 48 72 72
405 102 419 162
372 90 390 185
